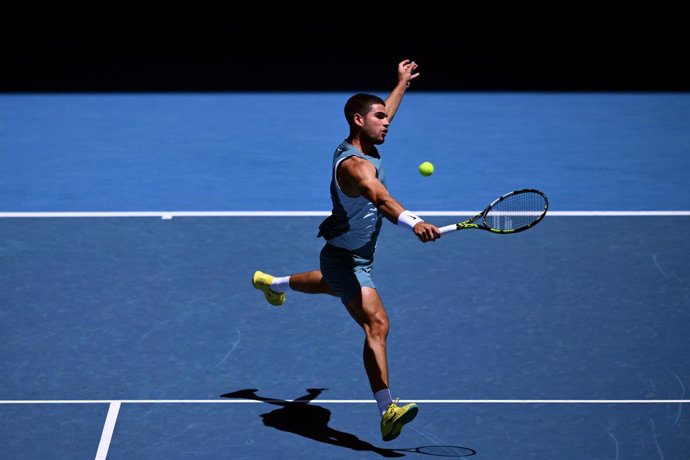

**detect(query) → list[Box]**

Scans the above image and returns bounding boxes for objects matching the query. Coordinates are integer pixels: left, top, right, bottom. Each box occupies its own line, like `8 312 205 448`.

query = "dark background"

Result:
2 14 688 92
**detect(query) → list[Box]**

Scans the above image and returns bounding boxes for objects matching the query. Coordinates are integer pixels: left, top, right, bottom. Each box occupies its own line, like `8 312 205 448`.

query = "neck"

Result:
347 136 373 156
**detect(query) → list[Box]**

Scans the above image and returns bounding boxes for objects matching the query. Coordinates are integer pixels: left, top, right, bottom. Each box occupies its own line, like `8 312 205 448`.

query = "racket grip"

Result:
438 224 458 234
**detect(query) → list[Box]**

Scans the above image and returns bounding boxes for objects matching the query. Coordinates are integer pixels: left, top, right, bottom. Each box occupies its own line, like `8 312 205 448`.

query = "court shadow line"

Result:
220 388 404 457
221 388 476 458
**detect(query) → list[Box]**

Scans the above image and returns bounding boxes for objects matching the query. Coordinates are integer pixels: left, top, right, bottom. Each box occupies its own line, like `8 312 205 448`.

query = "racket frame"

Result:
438 188 548 234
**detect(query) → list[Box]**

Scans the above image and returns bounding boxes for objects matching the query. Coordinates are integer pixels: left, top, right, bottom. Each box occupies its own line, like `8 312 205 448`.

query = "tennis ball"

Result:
419 161 434 176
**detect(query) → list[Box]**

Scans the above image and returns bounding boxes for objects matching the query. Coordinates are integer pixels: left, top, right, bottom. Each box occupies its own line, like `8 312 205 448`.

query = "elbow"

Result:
373 195 395 212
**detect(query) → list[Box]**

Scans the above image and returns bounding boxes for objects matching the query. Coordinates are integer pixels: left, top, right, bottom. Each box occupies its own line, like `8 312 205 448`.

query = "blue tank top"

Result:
317 141 386 253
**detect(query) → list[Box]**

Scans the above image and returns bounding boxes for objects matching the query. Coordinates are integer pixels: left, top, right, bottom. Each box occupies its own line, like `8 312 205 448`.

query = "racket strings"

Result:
485 191 547 231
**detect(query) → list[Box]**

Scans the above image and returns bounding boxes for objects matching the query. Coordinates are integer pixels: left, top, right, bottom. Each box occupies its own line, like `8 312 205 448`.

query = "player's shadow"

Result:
220 388 404 457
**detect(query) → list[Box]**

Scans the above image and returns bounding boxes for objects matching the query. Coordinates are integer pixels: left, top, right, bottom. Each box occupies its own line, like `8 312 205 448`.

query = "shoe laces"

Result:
386 398 400 415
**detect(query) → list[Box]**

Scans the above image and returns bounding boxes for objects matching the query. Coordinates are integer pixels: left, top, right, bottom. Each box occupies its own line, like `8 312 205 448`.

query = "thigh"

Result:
344 287 388 328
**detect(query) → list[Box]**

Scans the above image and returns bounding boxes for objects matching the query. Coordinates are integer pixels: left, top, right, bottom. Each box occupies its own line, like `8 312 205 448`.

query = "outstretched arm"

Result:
339 156 440 242
385 59 419 122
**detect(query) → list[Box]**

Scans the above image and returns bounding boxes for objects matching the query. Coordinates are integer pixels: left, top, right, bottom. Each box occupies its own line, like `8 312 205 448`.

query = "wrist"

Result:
397 210 423 230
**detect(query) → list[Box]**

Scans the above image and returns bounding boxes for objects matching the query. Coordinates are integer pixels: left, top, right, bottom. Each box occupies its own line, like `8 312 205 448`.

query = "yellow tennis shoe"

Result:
380 398 418 442
252 271 286 306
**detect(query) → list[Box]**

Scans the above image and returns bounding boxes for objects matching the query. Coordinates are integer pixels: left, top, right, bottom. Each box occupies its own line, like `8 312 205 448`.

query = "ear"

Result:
353 113 364 127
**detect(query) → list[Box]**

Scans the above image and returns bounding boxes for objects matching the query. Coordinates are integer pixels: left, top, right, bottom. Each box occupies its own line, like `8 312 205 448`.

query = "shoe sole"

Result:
252 271 284 307
382 405 418 442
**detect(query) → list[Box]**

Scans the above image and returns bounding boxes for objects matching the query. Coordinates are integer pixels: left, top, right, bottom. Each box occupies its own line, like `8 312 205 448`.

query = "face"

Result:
356 103 390 145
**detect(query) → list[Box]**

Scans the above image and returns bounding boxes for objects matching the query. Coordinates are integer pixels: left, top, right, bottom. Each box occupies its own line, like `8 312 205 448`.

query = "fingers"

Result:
399 59 418 72
416 224 442 243
399 60 419 82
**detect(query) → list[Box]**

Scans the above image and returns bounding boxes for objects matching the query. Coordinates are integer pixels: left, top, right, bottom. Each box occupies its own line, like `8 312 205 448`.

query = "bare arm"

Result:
385 59 419 122
339 156 440 242
341 157 404 222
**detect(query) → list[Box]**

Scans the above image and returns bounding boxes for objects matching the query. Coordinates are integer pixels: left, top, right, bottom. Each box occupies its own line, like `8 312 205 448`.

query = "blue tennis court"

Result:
1 93 689 458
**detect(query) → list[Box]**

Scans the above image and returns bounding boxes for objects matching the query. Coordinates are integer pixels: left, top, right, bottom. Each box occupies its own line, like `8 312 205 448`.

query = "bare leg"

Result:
345 287 390 393
289 270 337 296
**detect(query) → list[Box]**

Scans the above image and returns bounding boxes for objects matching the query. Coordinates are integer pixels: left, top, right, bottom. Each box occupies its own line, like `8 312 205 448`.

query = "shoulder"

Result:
337 156 378 195
339 155 375 178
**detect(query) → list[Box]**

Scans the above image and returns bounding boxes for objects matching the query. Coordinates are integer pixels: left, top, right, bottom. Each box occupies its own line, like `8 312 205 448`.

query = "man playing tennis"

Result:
253 59 441 442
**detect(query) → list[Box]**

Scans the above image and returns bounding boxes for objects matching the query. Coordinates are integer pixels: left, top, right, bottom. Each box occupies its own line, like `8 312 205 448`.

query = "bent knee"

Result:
365 313 389 339
319 277 337 296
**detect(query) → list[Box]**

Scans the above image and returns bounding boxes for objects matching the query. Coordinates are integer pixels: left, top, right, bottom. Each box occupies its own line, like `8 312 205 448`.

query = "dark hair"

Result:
344 93 385 128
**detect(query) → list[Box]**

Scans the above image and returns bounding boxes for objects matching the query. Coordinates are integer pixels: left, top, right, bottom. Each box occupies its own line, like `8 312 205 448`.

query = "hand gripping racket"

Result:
439 189 548 235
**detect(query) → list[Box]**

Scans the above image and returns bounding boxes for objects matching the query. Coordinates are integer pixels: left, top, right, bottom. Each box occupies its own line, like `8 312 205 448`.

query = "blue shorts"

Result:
320 243 375 305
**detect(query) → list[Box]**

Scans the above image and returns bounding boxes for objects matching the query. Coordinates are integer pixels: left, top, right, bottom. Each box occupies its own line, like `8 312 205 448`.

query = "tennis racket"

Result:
439 189 548 235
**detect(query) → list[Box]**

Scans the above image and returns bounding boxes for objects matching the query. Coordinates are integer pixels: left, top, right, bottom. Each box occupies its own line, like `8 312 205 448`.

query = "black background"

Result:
2 12 687 92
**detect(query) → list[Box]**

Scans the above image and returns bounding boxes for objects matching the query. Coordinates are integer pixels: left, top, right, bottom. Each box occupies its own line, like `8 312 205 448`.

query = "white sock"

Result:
271 276 291 293
374 388 393 416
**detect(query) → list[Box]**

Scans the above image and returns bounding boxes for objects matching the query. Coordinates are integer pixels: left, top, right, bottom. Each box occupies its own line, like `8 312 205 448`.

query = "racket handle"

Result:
438 224 458 234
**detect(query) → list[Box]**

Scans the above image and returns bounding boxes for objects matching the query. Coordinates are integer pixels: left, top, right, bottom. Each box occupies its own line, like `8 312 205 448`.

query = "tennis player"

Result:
253 59 441 442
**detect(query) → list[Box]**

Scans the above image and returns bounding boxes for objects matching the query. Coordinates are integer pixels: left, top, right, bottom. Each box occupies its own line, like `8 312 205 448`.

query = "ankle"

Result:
271 276 291 293
374 388 393 416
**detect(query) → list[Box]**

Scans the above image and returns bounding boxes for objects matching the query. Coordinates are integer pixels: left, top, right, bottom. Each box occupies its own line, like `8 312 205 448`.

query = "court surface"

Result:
1 93 689 458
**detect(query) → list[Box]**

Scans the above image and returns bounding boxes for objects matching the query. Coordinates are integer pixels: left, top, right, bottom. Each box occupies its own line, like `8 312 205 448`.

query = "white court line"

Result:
95 401 120 460
0 211 329 218
0 210 689 218
1 399 689 404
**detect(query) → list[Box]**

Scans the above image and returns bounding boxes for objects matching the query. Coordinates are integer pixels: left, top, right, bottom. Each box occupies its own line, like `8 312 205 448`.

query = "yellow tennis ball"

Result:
419 161 434 176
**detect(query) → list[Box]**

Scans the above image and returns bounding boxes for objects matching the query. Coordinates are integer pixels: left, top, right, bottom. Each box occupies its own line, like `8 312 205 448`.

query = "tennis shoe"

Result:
252 270 286 306
380 398 418 442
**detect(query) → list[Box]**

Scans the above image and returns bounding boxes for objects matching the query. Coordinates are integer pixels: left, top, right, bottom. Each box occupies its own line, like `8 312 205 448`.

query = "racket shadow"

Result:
220 388 403 458
397 445 477 457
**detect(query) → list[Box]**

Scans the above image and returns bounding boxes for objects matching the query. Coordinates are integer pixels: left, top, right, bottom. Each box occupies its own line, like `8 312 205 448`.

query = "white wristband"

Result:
397 210 423 230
